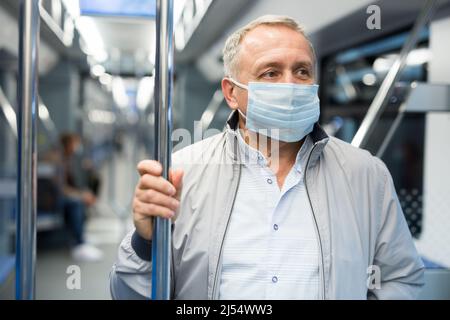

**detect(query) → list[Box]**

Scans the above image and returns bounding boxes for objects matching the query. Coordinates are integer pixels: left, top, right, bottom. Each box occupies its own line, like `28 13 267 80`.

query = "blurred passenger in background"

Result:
60 133 103 262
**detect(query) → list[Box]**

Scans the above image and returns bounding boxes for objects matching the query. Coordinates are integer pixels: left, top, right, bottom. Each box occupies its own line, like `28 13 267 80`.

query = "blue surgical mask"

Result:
229 78 320 142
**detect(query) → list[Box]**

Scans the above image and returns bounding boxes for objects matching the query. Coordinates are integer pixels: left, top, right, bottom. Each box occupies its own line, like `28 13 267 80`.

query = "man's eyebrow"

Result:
292 61 313 70
253 61 284 71
253 60 313 72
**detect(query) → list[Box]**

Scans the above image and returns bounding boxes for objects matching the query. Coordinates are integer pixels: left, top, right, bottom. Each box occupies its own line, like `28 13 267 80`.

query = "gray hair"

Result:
222 15 316 79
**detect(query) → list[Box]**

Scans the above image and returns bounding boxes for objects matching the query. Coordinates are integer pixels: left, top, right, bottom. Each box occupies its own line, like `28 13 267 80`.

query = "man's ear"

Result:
221 78 239 110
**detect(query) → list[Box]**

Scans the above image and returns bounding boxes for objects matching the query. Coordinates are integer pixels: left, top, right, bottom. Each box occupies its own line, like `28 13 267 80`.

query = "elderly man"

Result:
110 15 424 300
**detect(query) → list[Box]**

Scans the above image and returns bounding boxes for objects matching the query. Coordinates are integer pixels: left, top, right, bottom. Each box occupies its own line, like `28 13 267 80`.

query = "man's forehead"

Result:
239 25 313 67
241 25 310 52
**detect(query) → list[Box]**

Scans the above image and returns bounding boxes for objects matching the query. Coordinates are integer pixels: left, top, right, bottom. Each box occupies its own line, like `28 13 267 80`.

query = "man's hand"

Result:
133 160 183 240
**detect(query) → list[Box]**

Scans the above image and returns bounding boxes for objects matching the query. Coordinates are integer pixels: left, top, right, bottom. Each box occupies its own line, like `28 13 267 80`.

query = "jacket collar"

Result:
224 110 329 166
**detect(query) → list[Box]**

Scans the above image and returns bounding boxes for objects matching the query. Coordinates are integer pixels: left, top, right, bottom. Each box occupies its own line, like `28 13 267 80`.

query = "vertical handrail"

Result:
152 0 174 300
16 0 39 300
351 0 437 148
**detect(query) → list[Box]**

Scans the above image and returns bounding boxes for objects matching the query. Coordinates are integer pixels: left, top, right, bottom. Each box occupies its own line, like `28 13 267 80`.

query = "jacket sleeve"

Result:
110 230 153 300
368 158 425 300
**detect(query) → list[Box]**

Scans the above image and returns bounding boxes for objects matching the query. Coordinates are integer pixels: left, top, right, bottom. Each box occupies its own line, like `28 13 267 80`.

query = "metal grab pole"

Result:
152 0 174 300
16 0 39 300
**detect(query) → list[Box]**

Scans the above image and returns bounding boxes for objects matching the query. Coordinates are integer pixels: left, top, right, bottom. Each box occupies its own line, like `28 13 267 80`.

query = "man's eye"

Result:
262 71 277 78
297 68 311 76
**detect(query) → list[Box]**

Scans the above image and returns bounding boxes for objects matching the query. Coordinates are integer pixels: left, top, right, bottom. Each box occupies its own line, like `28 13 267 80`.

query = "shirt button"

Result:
267 178 273 184
272 276 278 283
273 224 279 231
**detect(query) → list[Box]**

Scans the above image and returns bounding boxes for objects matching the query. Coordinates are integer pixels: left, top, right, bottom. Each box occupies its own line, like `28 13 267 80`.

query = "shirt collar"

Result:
234 128 266 167
224 110 329 169
231 126 313 173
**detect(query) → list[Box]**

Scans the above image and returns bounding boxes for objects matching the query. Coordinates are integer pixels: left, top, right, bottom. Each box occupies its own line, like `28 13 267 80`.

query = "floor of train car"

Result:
36 136 141 300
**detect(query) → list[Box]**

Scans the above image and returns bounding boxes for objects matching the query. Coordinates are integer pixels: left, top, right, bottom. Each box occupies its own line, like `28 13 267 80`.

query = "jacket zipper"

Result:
211 163 242 299
304 143 326 300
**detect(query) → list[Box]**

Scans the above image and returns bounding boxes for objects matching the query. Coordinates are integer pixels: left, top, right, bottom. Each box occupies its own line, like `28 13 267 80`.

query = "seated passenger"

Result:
60 133 103 262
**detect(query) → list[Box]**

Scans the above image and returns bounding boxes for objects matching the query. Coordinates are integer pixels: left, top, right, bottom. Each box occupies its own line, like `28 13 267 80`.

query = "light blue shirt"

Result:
219 130 320 299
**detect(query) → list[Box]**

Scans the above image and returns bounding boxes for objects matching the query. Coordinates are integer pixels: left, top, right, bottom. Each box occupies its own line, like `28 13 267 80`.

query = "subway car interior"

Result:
1 0 450 300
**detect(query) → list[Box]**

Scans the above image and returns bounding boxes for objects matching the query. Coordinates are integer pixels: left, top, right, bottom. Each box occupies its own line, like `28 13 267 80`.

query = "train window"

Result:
320 28 431 240
321 28 429 113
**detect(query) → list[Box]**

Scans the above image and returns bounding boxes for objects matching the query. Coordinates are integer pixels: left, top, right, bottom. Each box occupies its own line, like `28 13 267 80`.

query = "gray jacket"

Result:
110 111 424 300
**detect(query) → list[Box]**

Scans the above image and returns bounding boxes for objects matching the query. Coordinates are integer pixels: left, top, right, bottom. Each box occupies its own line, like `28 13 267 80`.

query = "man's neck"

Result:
238 121 303 188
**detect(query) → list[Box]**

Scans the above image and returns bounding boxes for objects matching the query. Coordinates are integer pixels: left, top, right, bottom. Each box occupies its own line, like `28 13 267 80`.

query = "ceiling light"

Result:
88 109 116 124
136 77 154 110
91 64 105 77
76 16 108 63
112 77 129 108
99 73 112 86
362 73 377 86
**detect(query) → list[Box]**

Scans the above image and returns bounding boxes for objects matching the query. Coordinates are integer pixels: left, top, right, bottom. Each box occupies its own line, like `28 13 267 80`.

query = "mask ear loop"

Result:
227 77 249 119
227 77 250 142
237 109 247 120
227 77 248 90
